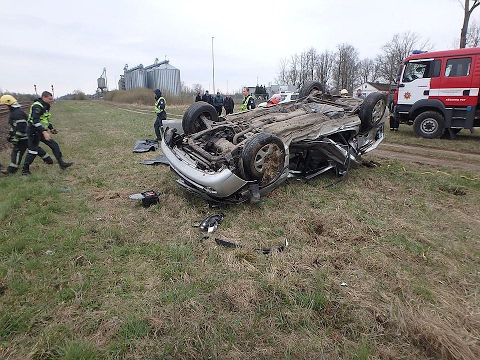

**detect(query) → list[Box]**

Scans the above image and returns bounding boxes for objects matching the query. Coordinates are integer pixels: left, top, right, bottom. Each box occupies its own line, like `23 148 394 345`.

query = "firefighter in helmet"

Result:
0 94 53 174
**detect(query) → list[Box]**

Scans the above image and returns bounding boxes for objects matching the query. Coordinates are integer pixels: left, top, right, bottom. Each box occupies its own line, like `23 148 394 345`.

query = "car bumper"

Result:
161 140 249 198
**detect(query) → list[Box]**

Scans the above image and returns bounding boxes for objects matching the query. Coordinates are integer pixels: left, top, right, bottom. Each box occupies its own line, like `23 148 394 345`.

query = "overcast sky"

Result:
1 0 478 97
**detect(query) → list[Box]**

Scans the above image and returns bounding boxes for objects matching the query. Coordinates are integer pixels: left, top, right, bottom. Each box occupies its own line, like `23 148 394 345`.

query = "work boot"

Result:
7 166 17 174
59 160 73 170
43 156 54 164
22 168 31 176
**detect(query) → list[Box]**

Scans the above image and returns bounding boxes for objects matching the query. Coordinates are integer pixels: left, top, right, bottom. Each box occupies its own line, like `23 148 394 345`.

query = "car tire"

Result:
358 92 387 131
182 101 219 135
413 111 445 139
241 133 286 186
299 81 324 99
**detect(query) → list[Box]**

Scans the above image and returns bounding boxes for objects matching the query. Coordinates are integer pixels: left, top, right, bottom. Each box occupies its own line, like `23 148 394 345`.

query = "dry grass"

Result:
0 100 479 359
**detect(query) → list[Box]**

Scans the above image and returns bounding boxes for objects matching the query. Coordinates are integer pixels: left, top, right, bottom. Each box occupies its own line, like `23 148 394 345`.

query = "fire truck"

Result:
394 47 480 138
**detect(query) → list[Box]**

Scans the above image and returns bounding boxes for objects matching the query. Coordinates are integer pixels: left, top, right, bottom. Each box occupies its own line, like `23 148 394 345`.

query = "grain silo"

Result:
145 60 181 96
123 59 181 95
123 64 146 90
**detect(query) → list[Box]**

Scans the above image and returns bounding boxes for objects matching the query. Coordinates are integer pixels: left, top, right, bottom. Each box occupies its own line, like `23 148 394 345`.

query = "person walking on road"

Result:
240 87 255 111
223 93 234 115
0 94 53 174
213 91 224 115
22 91 73 175
153 89 166 141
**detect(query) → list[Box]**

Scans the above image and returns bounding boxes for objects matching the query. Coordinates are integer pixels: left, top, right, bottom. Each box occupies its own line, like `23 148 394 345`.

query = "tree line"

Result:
275 31 431 94
276 17 480 94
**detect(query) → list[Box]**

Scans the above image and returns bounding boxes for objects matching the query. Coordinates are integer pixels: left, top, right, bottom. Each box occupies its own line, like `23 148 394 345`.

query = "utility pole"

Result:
212 36 215 93
34 84 37 95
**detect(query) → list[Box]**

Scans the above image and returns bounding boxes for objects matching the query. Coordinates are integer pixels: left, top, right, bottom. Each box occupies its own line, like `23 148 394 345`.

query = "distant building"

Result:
122 60 181 95
356 82 392 98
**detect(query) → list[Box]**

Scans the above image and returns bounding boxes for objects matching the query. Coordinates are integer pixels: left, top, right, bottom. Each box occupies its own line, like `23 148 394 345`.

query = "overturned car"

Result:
161 81 387 204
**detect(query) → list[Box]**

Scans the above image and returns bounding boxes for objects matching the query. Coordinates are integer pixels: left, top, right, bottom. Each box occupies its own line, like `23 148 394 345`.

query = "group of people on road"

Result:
0 91 73 176
193 87 255 116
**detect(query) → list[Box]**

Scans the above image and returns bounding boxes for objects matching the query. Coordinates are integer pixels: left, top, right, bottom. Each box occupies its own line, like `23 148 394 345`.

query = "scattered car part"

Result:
194 213 225 233
133 139 158 153
214 238 243 248
142 155 170 165
214 237 288 254
129 190 161 207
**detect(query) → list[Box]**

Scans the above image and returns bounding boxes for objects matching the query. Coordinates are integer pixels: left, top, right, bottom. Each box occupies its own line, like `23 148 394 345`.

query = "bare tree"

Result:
332 43 359 93
357 58 379 85
376 32 431 84
314 50 334 89
287 54 300 86
459 0 480 48
192 83 203 94
276 58 288 85
466 20 480 46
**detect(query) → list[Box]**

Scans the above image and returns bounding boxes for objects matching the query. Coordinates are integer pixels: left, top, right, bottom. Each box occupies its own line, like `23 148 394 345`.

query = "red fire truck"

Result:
394 47 480 138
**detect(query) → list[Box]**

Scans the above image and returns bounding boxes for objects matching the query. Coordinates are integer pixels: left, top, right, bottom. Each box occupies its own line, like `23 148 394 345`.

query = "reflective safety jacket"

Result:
28 99 53 133
154 96 166 120
8 107 29 141
240 95 255 111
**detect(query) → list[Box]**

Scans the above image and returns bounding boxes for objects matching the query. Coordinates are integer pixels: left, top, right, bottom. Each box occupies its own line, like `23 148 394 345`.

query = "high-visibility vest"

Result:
154 97 165 114
28 101 51 129
240 95 252 111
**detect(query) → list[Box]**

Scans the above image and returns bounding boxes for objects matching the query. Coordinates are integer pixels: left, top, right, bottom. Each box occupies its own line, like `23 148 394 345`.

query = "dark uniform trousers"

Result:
23 126 63 167
10 139 49 171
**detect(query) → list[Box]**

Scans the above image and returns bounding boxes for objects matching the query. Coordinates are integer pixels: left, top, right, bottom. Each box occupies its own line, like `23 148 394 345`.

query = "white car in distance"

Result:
257 92 299 108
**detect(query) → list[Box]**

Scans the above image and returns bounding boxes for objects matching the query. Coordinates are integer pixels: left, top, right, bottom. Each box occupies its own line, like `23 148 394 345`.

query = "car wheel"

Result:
299 81 324 99
182 101 219 135
241 133 286 186
358 92 387 131
413 111 445 139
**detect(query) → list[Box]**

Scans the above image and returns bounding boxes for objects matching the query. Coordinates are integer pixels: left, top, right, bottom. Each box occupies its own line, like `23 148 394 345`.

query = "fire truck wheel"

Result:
413 111 445 139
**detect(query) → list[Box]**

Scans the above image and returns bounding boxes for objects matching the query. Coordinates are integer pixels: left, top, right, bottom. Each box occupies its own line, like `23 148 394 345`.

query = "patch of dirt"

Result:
367 142 480 172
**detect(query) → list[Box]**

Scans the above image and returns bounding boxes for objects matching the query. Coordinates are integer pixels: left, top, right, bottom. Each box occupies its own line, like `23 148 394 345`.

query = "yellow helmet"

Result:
0 94 17 105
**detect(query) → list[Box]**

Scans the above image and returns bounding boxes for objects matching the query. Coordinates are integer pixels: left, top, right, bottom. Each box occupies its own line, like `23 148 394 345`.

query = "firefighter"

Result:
0 95 53 174
240 87 255 111
153 89 166 141
22 91 73 175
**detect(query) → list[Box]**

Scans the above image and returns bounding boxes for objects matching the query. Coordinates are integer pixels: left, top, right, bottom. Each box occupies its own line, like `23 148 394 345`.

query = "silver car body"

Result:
161 91 387 204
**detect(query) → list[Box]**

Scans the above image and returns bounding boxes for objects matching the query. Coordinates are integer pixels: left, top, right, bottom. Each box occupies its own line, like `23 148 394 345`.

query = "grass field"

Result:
1 100 479 359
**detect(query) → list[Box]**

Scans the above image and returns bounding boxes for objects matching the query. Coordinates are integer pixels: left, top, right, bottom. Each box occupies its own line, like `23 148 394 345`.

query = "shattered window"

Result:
402 61 435 83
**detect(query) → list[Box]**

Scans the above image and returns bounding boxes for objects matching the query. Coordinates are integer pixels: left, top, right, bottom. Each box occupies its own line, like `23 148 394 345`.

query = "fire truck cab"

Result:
394 48 480 138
